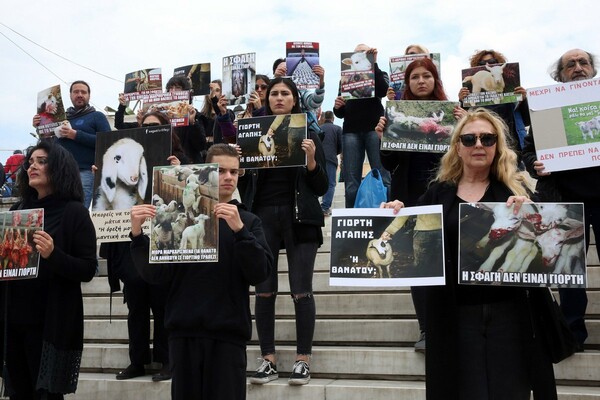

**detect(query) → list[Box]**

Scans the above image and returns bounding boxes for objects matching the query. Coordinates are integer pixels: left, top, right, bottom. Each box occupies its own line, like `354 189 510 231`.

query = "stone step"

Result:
79 343 600 383
65 375 600 400
83 318 420 344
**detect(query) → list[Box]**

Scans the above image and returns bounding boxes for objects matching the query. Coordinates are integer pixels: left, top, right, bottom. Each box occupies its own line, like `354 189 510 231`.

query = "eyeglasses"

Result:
218 167 245 177
459 133 498 147
142 122 161 127
564 58 590 69
255 84 268 90
477 58 498 66
24 157 48 169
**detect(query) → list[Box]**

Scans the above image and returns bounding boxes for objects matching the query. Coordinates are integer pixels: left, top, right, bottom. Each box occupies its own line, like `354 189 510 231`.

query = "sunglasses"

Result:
459 133 498 147
255 84 268 90
478 58 498 66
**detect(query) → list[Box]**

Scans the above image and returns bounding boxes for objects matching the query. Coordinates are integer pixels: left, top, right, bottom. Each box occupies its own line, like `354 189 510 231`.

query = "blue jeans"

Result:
80 169 94 209
342 131 390 207
321 161 338 211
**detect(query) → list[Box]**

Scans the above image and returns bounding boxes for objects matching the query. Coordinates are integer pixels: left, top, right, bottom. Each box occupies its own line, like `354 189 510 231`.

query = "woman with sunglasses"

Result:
383 108 557 400
240 74 271 119
376 57 465 352
0 141 97 399
458 50 529 159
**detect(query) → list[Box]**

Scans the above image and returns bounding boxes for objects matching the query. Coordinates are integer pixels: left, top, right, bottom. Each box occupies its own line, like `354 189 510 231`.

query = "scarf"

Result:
66 105 96 120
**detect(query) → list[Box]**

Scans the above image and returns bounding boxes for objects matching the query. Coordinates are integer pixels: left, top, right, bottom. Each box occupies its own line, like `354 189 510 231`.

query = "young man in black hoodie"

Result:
129 144 273 399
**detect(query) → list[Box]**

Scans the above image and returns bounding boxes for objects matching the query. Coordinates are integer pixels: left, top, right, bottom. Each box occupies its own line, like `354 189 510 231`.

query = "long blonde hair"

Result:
435 108 533 196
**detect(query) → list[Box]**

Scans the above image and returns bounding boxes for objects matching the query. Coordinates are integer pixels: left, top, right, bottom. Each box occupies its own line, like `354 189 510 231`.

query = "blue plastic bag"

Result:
354 169 387 208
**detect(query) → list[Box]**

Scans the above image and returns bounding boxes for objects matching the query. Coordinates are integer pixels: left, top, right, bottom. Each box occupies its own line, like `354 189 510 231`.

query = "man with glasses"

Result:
32 80 110 208
523 48 598 352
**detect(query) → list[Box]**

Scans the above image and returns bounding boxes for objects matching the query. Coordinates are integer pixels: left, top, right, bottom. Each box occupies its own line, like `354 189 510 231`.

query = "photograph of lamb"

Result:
329 206 445 287
286 41 320 90
380 100 458 153
461 62 521 107
0 208 43 281
173 62 211 96
149 163 219 263
340 51 375 100
222 52 256 106
237 114 307 169
35 84 66 139
458 202 586 288
123 68 163 101
560 102 600 146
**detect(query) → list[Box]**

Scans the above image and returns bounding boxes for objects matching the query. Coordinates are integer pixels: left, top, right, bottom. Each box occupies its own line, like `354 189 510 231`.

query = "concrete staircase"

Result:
65 185 600 399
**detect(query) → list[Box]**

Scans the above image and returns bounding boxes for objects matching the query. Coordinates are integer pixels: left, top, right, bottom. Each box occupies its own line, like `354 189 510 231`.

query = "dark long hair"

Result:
265 77 302 115
401 58 448 101
17 141 84 203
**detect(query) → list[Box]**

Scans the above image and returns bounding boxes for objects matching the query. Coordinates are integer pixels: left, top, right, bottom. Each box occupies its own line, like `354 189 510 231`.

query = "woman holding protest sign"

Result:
225 77 327 385
376 57 465 352
382 108 557 400
0 141 96 399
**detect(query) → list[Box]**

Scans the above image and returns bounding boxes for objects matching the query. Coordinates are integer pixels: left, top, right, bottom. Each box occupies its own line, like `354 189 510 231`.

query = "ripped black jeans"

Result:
253 204 318 356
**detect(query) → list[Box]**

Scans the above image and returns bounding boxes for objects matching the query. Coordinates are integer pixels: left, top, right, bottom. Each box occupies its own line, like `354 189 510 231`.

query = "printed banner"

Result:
0 209 44 281
381 100 458 153
223 53 256 106
123 68 163 101
149 164 219 263
330 206 445 287
91 125 172 242
36 84 66 139
459 202 586 288
173 63 211 96
461 62 522 107
340 51 375 100
527 78 600 172
286 42 320 90
237 114 307 169
142 91 190 127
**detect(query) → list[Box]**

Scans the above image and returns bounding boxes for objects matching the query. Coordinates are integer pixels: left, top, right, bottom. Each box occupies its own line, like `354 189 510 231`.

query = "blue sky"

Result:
0 0 596 163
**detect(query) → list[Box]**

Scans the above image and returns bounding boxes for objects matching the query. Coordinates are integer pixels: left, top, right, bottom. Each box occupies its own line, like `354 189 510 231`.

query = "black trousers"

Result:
169 336 246 400
122 274 169 366
5 323 63 400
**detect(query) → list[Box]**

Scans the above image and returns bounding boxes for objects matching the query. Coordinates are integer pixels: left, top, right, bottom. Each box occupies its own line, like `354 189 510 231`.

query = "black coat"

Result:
419 179 557 400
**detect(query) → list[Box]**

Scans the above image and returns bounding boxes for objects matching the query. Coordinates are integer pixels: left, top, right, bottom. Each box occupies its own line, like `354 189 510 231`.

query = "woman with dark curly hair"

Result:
1 141 97 399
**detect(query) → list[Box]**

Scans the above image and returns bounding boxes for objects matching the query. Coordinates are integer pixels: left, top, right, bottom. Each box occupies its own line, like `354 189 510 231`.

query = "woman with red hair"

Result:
376 57 465 353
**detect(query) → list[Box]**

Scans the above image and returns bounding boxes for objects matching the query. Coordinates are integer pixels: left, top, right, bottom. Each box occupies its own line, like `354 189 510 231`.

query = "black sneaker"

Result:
116 364 145 380
414 331 426 354
288 360 310 385
249 359 278 384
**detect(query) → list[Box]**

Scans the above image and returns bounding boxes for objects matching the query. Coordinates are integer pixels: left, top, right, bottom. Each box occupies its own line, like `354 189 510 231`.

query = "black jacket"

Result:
130 200 272 345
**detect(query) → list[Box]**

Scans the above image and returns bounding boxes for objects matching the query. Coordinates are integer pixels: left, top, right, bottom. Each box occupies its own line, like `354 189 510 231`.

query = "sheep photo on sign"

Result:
340 51 375 100
461 62 522 107
380 100 459 153
149 163 219 263
35 84 66 139
91 125 172 243
329 206 446 288
458 202 586 288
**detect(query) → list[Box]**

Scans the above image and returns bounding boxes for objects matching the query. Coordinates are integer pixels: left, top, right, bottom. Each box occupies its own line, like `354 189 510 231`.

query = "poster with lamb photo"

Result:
223 52 256 106
286 41 320 90
173 62 211 96
527 78 600 172
458 202 586 288
380 100 458 153
149 163 219 263
329 206 445 287
0 208 44 281
461 62 522 107
388 53 441 99
142 91 191 127
91 125 172 242
340 51 375 100
123 68 163 101
35 84 66 139
237 114 307 169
